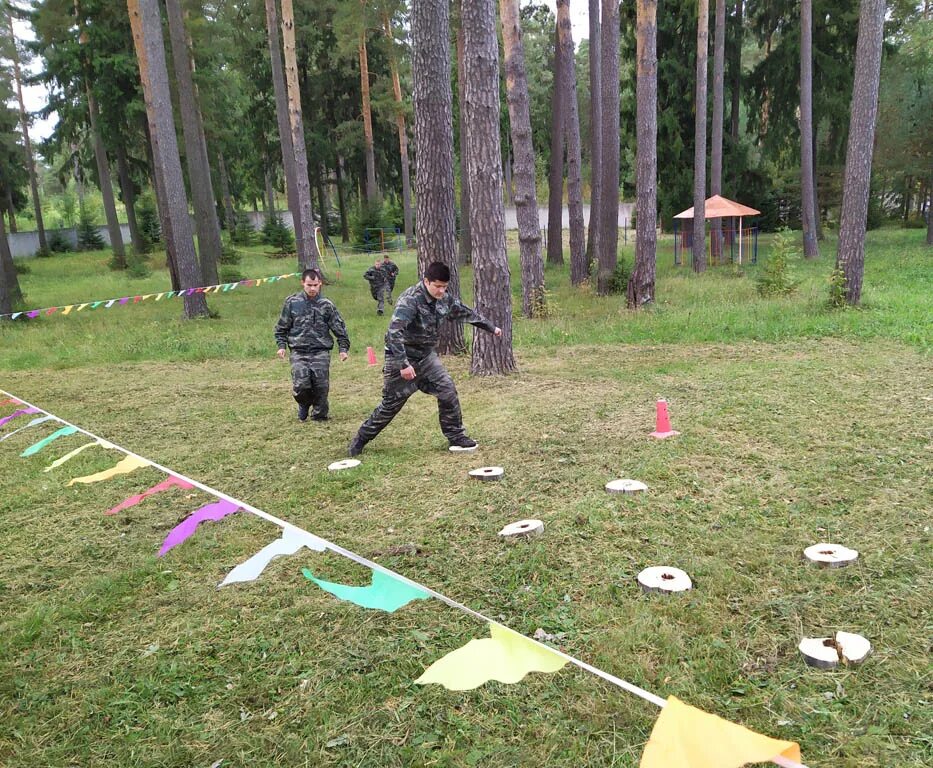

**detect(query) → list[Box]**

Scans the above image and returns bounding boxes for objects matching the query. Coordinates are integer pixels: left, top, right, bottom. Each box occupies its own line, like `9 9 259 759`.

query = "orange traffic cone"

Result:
650 398 680 439
366 346 378 366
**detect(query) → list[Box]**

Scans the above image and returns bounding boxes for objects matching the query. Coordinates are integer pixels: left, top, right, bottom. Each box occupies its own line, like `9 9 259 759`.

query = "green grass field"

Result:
1 230 930 767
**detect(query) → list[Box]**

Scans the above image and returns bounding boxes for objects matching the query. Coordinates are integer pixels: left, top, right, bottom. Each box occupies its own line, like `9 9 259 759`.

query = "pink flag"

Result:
107 475 195 515
158 499 240 557
0 398 22 407
0 407 41 428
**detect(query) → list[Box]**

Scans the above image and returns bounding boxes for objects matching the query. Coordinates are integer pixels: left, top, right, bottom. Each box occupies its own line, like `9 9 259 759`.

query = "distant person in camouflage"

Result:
379 255 399 304
347 261 502 456
363 256 388 315
274 268 350 422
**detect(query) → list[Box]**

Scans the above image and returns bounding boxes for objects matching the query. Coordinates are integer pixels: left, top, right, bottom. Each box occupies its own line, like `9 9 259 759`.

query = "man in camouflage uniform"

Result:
274 268 350 422
363 256 390 315
348 261 502 455
379 255 399 305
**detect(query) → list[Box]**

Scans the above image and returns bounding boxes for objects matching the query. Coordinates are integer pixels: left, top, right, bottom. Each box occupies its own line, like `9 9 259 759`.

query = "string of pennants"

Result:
0 388 807 768
0 271 301 321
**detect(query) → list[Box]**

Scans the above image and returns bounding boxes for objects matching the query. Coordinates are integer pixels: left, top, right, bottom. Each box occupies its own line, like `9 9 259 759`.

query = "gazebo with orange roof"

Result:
673 195 761 266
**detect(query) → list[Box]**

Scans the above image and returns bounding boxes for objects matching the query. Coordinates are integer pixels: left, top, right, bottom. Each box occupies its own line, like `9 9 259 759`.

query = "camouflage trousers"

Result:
290 350 331 418
375 284 392 314
355 352 465 444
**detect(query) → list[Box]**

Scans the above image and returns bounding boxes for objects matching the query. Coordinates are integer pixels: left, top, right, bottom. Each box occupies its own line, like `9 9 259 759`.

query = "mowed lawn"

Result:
1 230 930 767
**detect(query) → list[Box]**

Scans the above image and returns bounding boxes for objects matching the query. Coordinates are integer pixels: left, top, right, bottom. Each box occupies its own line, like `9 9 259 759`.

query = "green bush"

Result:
350 200 397 251
127 255 151 279
756 229 799 297
76 206 105 251
220 239 242 265
48 230 73 253
828 265 848 308
591 257 630 295
262 214 295 255
34 246 52 258
136 193 161 248
13 260 31 275
220 265 244 283
230 211 255 246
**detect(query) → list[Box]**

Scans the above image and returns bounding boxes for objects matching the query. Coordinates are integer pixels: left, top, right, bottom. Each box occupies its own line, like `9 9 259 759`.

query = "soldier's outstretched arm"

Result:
448 298 497 334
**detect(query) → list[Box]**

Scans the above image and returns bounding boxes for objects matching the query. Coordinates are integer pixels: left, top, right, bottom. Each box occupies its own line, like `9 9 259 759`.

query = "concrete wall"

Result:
9 224 133 259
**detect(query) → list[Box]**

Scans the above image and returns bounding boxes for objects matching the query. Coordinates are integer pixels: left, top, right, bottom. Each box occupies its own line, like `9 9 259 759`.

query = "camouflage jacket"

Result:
380 260 399 288
384 282 496 370
364 266 388 289
274 292 350 354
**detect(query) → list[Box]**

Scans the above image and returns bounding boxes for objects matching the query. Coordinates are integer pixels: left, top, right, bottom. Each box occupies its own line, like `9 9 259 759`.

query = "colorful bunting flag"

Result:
43 440 104 472
77 303 90 311
639 696 801 768
0 407 42 428
20 426 79 457
107 475 195 515
415 623 568 691
67 454 150 486
0 398 21 407
158 499 240 556
0 415 55 442
221 526 327 586
302 567 430 613
62 305 74 315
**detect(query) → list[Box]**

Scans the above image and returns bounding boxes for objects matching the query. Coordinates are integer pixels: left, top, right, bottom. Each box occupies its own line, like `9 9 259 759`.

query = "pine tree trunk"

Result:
557 0 586 285
315 166 329 241
115 142 144 255
546 21 565 266
586 0 601 271
84 84 126 265
217 151 236 231
800 0 819 258
359 27 380 205
141 116 180 289
456 13 472 265
264 165 276 214
463 0 515 374
503 147 513 205
7 13 46 253
264 0 305 261
835 0 885 306
280 0 320 269
692 0 709 272
597 0 620 293
165 0 221 284
6 188 17 232
730 0 741 146
628 0 657 308
500 0 545 317
0 203 22 312
384 13 414 246
412 0 464 354
128 0 208 319
813 129 824 240
927 172 933 245
335 155 350 242
709 0 725 260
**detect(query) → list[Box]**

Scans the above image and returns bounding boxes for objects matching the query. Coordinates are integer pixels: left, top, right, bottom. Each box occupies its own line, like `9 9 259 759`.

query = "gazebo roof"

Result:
673 195 761 220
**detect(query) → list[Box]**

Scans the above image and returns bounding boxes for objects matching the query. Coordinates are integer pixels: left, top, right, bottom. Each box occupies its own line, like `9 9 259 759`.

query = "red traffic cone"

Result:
366 346 378 366
650 399 680 439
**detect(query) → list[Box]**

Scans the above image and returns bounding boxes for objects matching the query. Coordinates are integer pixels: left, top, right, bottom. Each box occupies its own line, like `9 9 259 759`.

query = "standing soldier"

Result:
347 261 502 456
379 254 399 305
275 268 350 422
364 256 390 315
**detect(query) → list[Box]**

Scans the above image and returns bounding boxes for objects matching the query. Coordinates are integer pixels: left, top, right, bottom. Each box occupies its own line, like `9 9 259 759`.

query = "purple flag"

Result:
0 407 41 428
158 499 239 557
118 297 130 305
26 310 40 318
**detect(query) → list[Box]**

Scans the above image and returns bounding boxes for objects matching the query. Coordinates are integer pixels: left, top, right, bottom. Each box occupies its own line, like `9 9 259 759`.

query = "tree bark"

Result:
463 0 515 374
217 151 236 231
383 12 413 246
115 142 144 255
264 0 305 261
800 0 819 258
280 0 320 269
141 116 180 289
359 23 380 205
628 0 657 308
7 13 47 253
927 172 933 245
546 21 565 266
586 0 601 271
6 188 17 232
456 13 472 265
335 155 350 242
597 0 620 293
85 84 126 265
412 0 464 354
128 0 208 318
0 201 22 312
500 0 545 317
557 0 586 285
710 0 725 259
730 0 741 146
165 0 221 284
692 0 709 272
835 0 885 306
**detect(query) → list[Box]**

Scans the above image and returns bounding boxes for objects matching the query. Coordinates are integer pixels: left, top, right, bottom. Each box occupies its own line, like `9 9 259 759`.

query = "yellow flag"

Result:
640 696 801 768
415 623 567 691
67 454 150 486
62 305 74 315
142 294 154 300
77 303 90 311
44 441 100 472
156 293 165 301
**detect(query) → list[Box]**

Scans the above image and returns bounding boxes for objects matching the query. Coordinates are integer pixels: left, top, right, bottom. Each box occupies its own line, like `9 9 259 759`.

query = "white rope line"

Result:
0 388 807 768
